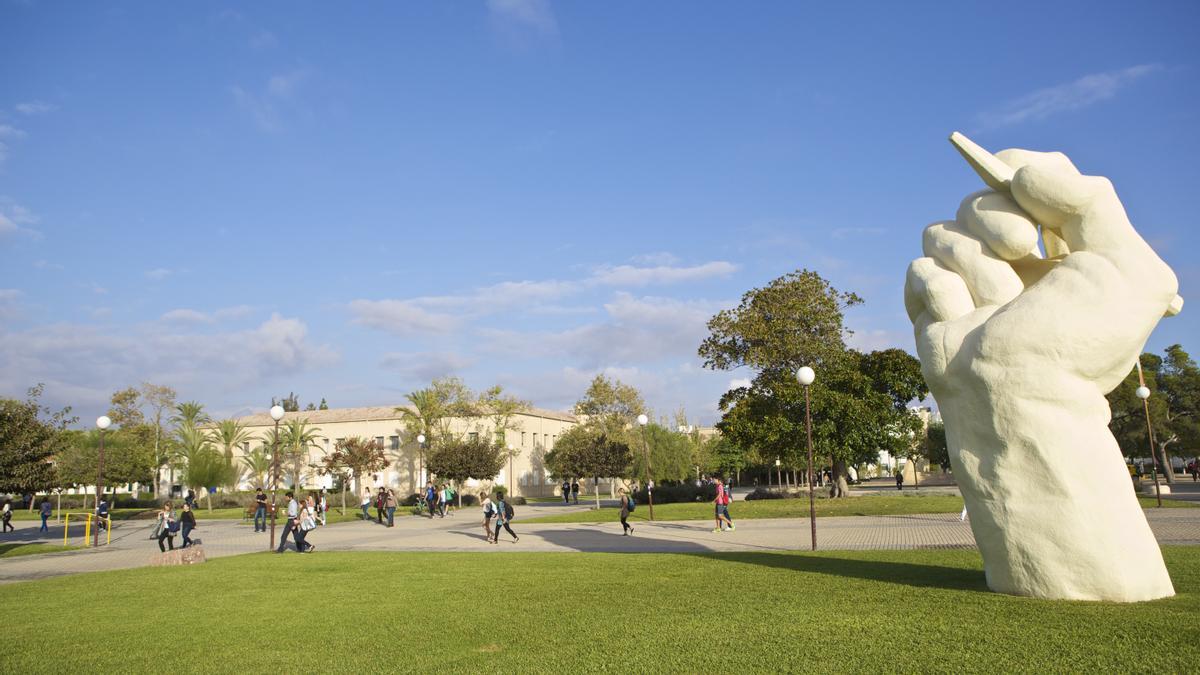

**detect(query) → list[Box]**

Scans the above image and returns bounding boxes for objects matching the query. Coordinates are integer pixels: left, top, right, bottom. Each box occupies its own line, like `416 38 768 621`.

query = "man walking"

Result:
571 479 580 505
275 491 299 553
39 497 52 532
713 478 735 532
561 479 571 504
254 487 267 532
424 482 438 519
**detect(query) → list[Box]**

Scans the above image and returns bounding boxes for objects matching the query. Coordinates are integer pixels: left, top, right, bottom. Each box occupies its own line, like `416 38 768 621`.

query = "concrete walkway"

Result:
2 503 1198 584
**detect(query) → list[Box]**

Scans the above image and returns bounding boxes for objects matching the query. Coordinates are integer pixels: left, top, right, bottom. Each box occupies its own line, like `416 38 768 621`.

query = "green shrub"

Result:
744 487 787 500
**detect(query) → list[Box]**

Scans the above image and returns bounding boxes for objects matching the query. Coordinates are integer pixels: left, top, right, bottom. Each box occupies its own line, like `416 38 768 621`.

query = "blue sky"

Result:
2 1 1198 425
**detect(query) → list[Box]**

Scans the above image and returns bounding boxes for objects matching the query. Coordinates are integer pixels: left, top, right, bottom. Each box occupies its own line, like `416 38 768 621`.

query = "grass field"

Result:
521 494 1193 524
0 543 80 558
0 548 1197 672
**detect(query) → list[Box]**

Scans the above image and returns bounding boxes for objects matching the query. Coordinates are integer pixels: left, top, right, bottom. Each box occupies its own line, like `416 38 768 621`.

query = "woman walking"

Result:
481 492 495 543
318 489 329 526
492 492 518 544
180 503 197 548
619 489 635 536
1 499 13 533
361 488 372 521
156 502 177 552
385 489 397 527
293 495 316 553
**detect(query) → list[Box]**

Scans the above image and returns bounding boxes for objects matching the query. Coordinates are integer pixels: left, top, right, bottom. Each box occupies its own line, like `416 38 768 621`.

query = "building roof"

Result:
226 404 577 427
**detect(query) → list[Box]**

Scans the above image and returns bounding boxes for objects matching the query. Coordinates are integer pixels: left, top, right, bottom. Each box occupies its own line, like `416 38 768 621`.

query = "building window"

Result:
522 432 527 447
389 436 400 451
469 432 479 442
375 436 385 449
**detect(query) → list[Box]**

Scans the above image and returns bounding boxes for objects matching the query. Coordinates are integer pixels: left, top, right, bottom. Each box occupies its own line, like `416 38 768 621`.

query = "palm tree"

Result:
213 419 255 470
240 446 272 490
171 401 211 427
281 418 323 489
397 388 445 486
174 423 220 511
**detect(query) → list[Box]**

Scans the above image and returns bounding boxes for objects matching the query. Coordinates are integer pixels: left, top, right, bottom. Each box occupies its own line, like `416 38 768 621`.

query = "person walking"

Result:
440 484 453 518
96 496 110 533
481 492 495 543
184 489 196 511
425 482 439 519
39 497 52 532
561 480 571 504
492 492 518 544
156 502 177 552
180 503 197 548
571 479 580 505
375 488 386 524
293 495 316 553
1 500 13 533
360 488 372 521
385 489 397 527
318 489 329 526
618 489 635 536
895 470 904 491
276 492 299 553
254 487 268 532
713 478 734 532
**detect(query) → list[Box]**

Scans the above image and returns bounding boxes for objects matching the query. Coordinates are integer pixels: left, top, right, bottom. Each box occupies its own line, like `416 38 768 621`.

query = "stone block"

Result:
149 546 207 566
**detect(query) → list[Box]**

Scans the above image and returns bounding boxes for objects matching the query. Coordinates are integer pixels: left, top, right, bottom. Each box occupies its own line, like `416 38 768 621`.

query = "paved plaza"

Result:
3 500 1198 584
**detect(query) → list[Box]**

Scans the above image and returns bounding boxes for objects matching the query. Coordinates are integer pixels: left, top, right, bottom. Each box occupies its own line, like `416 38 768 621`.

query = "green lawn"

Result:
522 494 1195 524
0 548 1197 671
0 543 80 558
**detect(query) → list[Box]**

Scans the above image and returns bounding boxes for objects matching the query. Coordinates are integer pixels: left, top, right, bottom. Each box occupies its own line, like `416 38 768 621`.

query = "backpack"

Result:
627 496 636 512
503 501 515 520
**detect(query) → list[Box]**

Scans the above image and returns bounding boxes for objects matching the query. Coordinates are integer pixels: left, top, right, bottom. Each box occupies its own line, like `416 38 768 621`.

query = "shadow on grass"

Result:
693 551 989 592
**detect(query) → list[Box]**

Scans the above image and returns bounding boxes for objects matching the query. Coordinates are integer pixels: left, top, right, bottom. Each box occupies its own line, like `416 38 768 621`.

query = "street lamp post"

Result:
417 434 426 489
797 366 816 551
94 415 111 548
1134 370 1163 508
775 458 782 492
267 405 285 551
637 414 654 521
507 444 515 498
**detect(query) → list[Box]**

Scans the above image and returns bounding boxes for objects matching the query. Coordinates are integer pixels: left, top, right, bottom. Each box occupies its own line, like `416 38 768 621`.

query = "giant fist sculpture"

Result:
903 133 1181 602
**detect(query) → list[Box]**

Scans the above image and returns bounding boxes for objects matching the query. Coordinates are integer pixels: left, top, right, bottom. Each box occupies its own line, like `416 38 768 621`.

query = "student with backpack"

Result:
619 489 635 536
424 482 439 519
492 492 518 544
561 480 571 504
713 478 735 532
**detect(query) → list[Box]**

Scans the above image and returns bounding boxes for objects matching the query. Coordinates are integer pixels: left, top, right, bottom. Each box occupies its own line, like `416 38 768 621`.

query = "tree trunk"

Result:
828 460 851 498
594 478 601 510
1159 440 1175 484
341 481 347 515
205 489 213 513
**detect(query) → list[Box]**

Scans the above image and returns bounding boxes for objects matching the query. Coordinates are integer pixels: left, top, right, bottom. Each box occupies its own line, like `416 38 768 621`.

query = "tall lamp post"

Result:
507 444 516 498
797 366 816 551
94 415 111 548
417 434 426 489
1134 369 1163 508
267 405 285 551
637 414 655 521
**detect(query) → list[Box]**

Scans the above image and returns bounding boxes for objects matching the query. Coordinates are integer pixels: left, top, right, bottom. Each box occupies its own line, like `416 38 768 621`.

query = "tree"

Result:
168 401 209 489
397 377 480 480
107 387 145 428
631 423 694 484
0 384 73 497
427 436 506 506
575 375 645 438
273 392 300 412
181 448 236 512
56 429 154 500
923 421 950 471
281 418 323 488
1107 345 1200 483
479 385 531 493
240 446 272 490
319 398 329 410
212 419 255 473
703 434 748 481
319 437 388 515
545 426 632 509
141 382 176 495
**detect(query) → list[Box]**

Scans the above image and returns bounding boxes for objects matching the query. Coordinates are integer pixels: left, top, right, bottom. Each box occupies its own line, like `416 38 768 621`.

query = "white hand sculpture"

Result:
904 136 1179 602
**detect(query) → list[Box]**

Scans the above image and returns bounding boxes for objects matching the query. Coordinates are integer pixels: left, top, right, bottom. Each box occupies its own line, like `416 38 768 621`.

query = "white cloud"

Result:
232 69 309 132
591 261 738 286
487 0 558 36
145 268 172 281
729 378 752 390
979 64 1161 128
379 351 476 382
348 299 460 337
631 252 681 266
0 314 339 415
161 309 212 323
249 30 278 50
14 101 57 115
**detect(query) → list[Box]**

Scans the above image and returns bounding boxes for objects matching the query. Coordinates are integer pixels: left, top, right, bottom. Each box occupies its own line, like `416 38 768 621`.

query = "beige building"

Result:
225 405 578 498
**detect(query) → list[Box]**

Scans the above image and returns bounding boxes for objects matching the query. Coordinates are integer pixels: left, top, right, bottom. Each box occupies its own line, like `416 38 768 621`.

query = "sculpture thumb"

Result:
1010 163 1110 230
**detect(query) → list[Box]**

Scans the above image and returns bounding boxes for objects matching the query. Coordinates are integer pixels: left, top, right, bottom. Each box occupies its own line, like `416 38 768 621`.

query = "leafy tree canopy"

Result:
0 384 74 494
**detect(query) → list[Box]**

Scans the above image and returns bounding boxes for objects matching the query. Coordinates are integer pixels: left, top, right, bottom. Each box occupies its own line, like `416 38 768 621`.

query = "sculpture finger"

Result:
923 221 1023 307
958 190 1040 261
905 257 973 323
